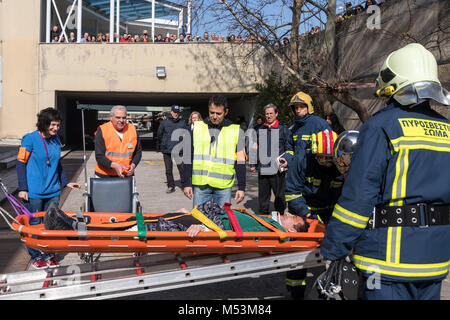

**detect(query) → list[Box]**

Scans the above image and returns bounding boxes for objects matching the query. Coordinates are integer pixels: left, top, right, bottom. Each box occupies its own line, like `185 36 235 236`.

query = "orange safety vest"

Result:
94 121 138 176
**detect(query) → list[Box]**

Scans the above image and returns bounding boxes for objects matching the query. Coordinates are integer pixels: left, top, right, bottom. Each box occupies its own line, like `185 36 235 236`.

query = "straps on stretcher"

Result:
235 208 289 241
223 202 243 240
190 207 228 240
64 207 288 242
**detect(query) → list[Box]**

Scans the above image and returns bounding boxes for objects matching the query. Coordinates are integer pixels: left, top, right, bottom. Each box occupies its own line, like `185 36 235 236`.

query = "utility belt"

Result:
368 203 450 229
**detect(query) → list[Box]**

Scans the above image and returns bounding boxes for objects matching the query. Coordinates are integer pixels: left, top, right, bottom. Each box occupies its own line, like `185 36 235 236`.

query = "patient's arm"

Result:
186 224 207 237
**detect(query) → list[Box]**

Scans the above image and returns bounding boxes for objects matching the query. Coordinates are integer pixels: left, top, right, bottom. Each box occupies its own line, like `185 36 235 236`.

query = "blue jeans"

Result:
24 196 59 261
193 185 232 208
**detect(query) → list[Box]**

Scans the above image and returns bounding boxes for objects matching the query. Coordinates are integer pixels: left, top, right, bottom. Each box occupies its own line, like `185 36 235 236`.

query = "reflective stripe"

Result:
192 170 234 181
285 150 294 156
332 204 369 229
193 154 235 165
293 135 298 141
390 148 409 206
352 255 450 278
386 227 401 264
286 278 306 287
308 205 333 211
390 137 450 152
306 176 321 186
330 180 343 188
285 194 302 202
301 134 311 141
105 151 134 157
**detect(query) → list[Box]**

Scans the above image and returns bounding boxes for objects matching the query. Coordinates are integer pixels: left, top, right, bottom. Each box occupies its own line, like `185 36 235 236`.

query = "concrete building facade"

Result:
0 0 267 145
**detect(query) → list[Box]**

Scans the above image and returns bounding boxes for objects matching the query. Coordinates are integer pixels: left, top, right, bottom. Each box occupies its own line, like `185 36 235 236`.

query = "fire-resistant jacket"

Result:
285 114 331 164
320 101 450 282
285 148 343 222
94 121 140 177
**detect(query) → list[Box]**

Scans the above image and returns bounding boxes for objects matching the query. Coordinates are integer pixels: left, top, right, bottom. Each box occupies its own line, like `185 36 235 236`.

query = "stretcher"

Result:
0 179 326 300
10 209 325 255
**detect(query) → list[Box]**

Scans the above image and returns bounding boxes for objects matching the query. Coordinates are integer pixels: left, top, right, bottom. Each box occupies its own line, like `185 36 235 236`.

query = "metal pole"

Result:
80 106 88 194
52 0 69 42
152 0 155 42
116 0 120 43
46 0 51 43
77 0 82 42
110 0 114 42
187 0 191 35
178 9 183 37
59 0 77 42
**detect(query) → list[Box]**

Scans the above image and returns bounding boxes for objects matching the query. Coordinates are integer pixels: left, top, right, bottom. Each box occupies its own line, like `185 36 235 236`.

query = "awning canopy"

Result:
85 0 185 22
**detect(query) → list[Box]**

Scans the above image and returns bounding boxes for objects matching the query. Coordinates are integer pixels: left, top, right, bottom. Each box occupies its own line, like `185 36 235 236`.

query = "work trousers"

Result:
163 153 184 188
258 171 286 215
363 279 443 300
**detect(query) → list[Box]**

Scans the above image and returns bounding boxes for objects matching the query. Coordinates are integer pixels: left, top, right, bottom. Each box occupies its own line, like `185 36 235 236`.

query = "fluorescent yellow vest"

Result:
192 121 240 189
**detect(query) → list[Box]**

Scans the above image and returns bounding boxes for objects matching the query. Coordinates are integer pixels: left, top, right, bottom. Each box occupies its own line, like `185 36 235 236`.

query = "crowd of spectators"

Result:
297 0 390 39
50 1 393 44
50 25 258 44
335 0 391 23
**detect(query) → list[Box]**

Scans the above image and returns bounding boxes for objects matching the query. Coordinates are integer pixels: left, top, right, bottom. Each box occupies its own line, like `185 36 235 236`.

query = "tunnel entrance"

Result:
55 91 258 150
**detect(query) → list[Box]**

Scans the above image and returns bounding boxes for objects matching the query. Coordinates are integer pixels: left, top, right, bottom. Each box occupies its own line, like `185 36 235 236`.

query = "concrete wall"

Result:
0 0 41 140
38 42 265 95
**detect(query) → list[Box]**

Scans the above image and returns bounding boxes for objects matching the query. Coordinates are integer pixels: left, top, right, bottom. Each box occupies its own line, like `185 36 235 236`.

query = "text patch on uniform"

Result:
398 118 450 139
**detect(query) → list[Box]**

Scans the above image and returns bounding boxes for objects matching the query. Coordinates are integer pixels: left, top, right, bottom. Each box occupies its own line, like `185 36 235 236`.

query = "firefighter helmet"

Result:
289 91 315 114
375 43 450 106
333 130 359 177
311 129 338 167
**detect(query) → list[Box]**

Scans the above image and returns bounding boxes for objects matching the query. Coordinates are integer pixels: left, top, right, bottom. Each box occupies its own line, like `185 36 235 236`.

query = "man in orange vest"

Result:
94 105 142 178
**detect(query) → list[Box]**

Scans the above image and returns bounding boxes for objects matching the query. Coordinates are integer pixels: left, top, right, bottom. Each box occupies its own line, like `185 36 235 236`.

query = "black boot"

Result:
44 203 75 230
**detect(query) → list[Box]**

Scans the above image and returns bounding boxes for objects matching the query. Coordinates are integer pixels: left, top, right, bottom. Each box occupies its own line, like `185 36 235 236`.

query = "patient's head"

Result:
280 212 308 232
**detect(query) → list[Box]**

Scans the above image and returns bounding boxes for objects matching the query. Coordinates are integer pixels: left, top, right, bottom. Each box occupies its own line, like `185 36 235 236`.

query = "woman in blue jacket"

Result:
16 108 80 269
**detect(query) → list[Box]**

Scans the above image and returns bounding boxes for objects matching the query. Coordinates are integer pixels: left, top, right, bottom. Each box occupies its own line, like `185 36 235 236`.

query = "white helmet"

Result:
375 43 450 106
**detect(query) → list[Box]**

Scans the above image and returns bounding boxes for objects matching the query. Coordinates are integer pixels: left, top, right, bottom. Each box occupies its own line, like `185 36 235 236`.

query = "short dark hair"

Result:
293 220 310 233
208 95 228 109
36 108 62 133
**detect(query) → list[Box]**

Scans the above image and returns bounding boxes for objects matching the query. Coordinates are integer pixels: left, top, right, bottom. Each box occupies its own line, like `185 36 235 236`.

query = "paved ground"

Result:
0 143 449 300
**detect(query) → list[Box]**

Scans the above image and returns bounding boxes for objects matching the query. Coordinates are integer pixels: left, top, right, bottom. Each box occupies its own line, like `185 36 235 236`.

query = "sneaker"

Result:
46 256 60 268
166 187 175 194
31 258 47 269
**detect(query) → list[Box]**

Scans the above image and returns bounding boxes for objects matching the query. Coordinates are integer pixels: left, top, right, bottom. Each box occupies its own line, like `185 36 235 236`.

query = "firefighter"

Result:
284 129 344 299
279 92 331 170
320 43 450 300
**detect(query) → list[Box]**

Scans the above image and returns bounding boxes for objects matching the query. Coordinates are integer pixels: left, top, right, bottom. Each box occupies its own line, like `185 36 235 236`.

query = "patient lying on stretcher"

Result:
44 201 308 237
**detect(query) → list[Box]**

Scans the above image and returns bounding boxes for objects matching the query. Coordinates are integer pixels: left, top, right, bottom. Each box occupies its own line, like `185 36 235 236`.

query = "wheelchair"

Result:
79 176 141 263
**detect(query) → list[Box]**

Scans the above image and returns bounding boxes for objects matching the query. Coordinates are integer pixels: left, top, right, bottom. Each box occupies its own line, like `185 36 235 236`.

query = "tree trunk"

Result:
290 0 304 74
331 90 371 122
312 87 334 115
324 0 337 81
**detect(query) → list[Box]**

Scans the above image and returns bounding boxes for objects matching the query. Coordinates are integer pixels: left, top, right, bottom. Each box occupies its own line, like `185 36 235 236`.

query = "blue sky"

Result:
186 0 357 37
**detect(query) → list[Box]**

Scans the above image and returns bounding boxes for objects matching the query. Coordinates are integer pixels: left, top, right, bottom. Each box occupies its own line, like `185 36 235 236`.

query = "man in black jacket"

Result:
157 105 187 193
250 104 290 215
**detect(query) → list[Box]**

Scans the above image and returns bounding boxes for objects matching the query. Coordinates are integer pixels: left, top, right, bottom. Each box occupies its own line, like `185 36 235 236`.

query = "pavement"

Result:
0 142 449 300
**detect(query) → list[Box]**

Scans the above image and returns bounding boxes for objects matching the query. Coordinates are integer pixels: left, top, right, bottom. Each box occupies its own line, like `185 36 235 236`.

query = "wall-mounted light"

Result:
156 66 166 79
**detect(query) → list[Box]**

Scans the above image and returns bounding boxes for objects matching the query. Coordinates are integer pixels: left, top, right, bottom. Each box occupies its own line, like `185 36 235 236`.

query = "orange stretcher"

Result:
11 209 325 254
